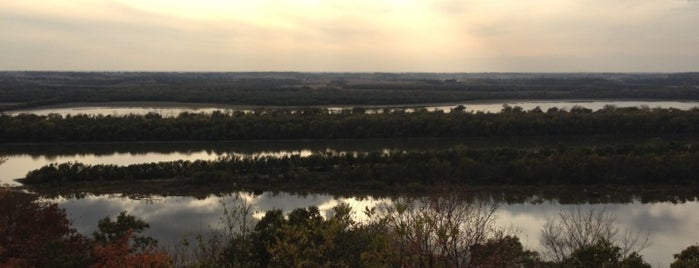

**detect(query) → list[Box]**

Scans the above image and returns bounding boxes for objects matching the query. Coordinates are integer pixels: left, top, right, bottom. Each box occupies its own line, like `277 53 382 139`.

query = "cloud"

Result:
1 0 698 71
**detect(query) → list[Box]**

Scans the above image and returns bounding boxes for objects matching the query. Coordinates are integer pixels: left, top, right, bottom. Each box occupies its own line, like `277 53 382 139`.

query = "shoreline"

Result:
19 182 699 204
1 134 697 149
5 98 699 113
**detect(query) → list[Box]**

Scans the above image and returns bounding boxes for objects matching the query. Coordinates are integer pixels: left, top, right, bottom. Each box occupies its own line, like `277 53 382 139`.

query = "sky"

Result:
1 0 698 72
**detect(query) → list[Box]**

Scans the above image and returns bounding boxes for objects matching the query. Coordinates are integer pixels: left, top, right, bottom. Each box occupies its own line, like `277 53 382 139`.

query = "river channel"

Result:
2 101 698 266
42 192 699 267
4 100 699 117
2 142 698 266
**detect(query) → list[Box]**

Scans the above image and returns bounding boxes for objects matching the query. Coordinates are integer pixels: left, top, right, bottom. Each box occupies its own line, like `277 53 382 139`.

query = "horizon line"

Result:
2 70 698 74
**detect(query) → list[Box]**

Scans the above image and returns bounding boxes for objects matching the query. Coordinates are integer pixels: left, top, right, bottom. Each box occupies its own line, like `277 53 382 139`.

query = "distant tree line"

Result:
8 185 699 267
2 107 699 142
1 72 699 109
20 143 699 191
0 187 169 267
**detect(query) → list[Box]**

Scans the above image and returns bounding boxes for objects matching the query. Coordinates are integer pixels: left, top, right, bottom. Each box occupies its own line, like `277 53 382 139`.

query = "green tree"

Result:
378 192 502 267
671 244 699 268
540 208 649 264
93 211 157 252
250 209 285 267
469 235 543 268
0 186 90 267
561 239 650 268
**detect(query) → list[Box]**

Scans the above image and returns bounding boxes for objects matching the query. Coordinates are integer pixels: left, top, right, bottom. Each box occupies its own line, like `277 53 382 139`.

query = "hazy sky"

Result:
1 0 698 72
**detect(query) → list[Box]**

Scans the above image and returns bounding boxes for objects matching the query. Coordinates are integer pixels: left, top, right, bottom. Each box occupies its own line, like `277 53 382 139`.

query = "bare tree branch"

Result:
540 207 649 262
379 190 501 267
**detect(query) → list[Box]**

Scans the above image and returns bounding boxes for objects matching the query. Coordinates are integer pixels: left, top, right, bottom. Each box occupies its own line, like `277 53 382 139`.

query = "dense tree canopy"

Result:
173 195 658 267
0 187 169 267
20 143 699 192
671 244 699 268
2 107 699 142
3 186 696 267
2 72 698 109
0 188 89 267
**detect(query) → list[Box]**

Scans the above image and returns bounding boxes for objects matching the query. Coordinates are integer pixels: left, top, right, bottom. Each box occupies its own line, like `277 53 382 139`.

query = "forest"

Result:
2 186 698 267
2 106 699 142
1 72 699 110
3 72 699 267
20 142 699 193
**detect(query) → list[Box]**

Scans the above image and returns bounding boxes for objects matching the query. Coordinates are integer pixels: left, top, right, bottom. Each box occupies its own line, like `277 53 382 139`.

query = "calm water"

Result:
0 150 224 185
2 133 699 266
2 137 688 186
0 140 403 185
5 100 699 117
49 192 699 267
1 144 698 266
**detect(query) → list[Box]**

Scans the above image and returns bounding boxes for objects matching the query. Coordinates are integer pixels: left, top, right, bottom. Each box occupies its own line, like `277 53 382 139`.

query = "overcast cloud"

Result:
1 0 697 72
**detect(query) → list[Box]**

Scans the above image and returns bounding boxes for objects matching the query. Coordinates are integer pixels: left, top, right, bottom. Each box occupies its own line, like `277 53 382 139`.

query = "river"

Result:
2 100 699 266
1 142 698 266
4 100 699 117
46 192 699 267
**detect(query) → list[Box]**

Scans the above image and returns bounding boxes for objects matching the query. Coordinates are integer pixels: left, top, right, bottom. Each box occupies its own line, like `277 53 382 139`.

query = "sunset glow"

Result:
2 0 698 71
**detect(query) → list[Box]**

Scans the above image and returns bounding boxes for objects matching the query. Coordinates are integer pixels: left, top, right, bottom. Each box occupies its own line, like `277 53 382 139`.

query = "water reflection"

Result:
0 151 222 185
5 105 247 117
50 192 391 247
2 137 655 158
4 136 694 186
5 100 699 117
499 201 699 267
417 100 699 114
50 193 699 267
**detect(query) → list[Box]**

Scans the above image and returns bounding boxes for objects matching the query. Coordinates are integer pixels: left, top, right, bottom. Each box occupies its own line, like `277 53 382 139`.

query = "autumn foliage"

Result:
91 230 169 268
0 187 90 267
0 186 170 267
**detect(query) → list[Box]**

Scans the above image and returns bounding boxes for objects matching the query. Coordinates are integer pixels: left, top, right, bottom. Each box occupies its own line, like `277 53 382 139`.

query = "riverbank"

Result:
3 106 699 142
20 181 699 204
4 98 699 115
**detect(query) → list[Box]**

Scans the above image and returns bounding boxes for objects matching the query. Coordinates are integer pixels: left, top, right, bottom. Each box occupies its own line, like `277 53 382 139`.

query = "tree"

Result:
0 186 90 267
249 209 285 267
469 235 543 268
220 196 255 267
91 212 169 268
93 211 157 251
671 244 699 268
540 208 649 263
561 239 650 268
90 230 169 268
0 186 172 267
250 203 369 267
379 191 501 267
266 206 339 267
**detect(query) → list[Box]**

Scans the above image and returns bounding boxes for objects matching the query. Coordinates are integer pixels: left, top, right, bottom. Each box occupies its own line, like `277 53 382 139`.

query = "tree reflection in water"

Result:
46 191 699 267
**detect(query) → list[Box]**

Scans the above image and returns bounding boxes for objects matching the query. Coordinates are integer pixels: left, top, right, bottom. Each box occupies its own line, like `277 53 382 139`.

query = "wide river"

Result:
2 101 699 266
46 192 699 267
1 142 698 267
4 100 699 116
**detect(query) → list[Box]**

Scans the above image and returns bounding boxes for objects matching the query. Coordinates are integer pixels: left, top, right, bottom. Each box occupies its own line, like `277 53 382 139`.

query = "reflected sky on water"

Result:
3 100 699 267
1 141 698 266
2 135 692 186
5 100 699 117
49 192 699 267
0 151 224 185
0 139 537 186
1 141 336 185
49 192 390 249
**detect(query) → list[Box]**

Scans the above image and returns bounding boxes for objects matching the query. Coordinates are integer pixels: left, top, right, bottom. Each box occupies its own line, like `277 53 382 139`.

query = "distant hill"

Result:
1 72 698 110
